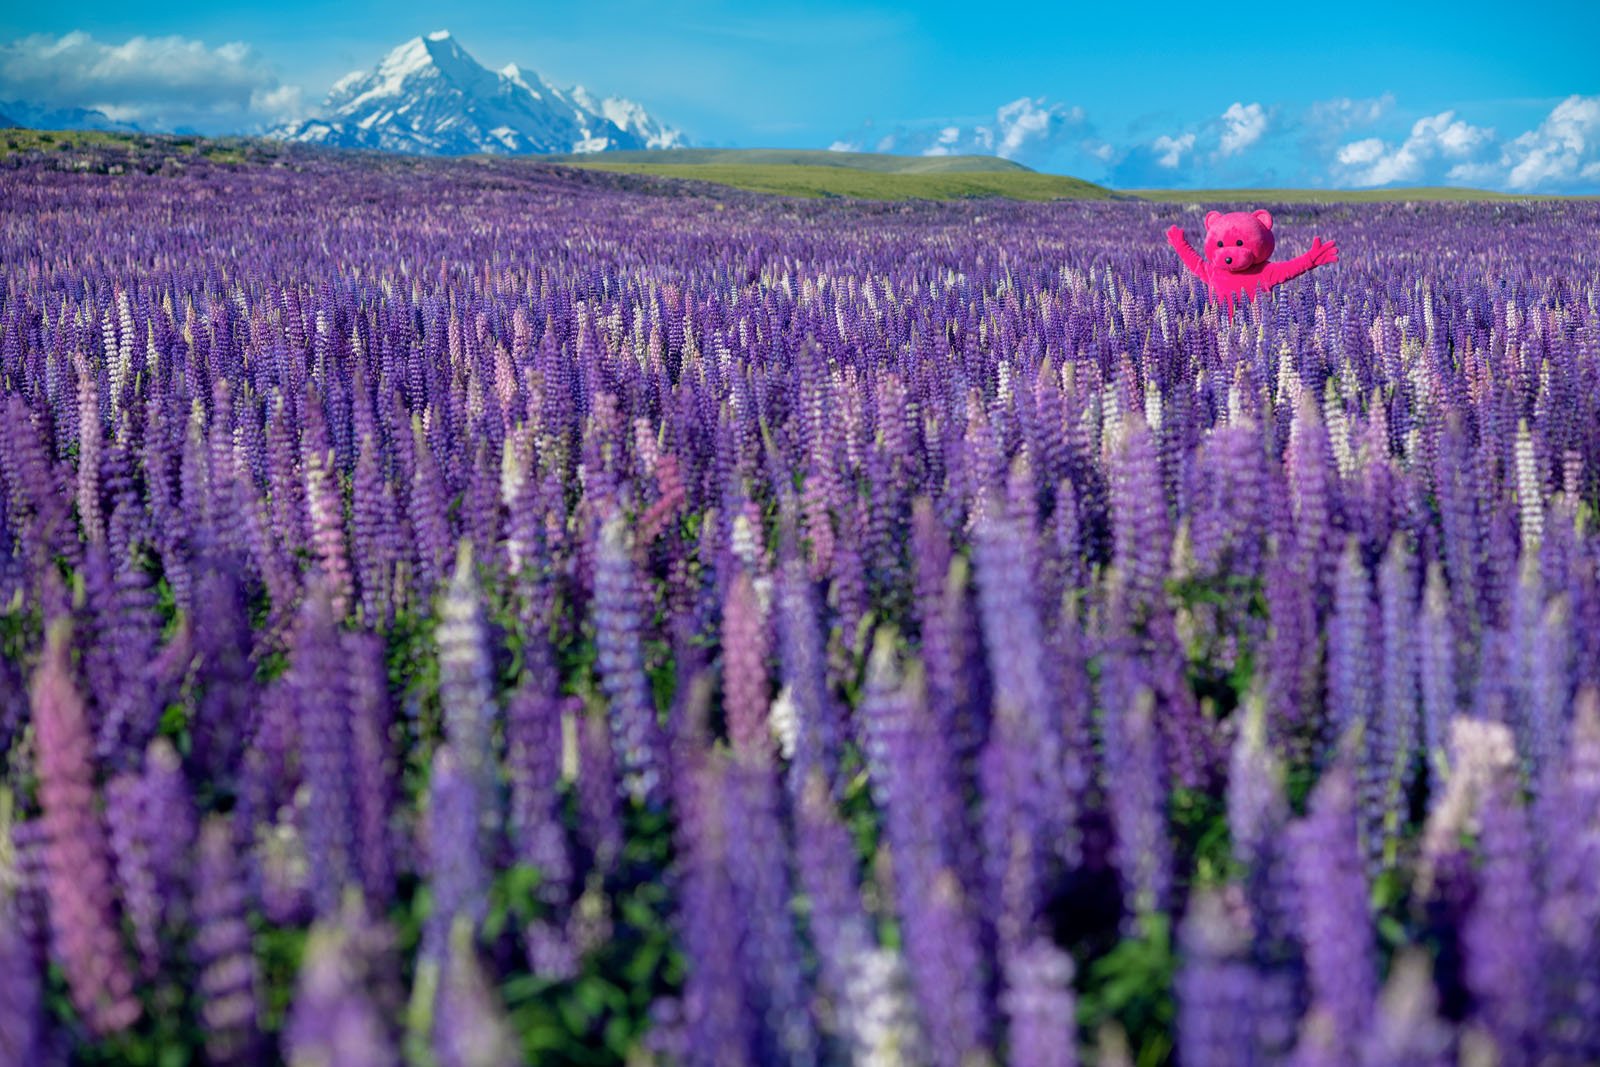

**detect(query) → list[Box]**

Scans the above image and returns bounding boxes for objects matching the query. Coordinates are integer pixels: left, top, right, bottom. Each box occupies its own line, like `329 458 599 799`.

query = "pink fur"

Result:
1165 210 1339 313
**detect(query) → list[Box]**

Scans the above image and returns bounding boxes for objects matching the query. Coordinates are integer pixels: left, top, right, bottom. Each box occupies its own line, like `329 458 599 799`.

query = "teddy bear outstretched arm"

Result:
1264 237 1340 287
1165 225 1209 280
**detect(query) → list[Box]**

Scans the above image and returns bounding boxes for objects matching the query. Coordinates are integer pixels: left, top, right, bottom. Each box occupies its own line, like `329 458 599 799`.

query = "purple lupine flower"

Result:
722 757 819 1066
1000 939 1078 1067
1109 417 1172 616
432 918 521 1067
193 816 262 1066
676 755 758 1066
1463 770 1541 1065
1377 535 1419 831
286 916 400 1067
775 552 843 800
577 705 624 876
424 745 490 959
1540 685 1600 1061
437 542 502 841
189 559 259 780
1098 649 1173 920
290 586 358 916
105 738 196 980
861 637 990 1067
0 894 41 1067
29 619 140 1036
592 514 667 806
1417 562 1457 797
345 629 399 908
1357 950 1452 1067
722 566 772 760
1175 890 1259 1067
792 772 876 1050
1289 764 1375 1060
504 676 572 908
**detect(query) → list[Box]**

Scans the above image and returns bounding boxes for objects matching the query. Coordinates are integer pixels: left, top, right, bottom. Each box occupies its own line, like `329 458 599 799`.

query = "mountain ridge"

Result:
269 31 684 156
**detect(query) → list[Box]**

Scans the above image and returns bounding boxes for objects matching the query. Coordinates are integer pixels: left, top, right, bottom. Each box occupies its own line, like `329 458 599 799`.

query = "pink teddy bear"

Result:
1165 209 1339 312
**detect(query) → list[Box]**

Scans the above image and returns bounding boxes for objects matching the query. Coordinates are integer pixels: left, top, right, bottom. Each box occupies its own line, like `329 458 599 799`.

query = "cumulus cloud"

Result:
0 30 304 133
1498 94 1600 189
828 140 859 152
1335 109 1494 186
1217 102 1266 157
1151 132 1195 168
836 94 1087 165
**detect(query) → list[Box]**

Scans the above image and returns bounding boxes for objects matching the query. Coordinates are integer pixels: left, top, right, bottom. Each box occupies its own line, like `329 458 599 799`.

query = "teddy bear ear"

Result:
1204 210 1222 230
1252 209 1274 230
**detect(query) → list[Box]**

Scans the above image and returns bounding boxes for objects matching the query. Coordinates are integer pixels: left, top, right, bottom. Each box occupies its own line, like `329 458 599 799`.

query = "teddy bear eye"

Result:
1216 240 1223 247
1235 240 1243 246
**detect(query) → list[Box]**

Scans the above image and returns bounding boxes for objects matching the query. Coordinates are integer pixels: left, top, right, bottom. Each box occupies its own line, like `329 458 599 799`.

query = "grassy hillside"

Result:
557 161 1115 201
0 126 282 165
8 128 1583 203
541 147 1031 173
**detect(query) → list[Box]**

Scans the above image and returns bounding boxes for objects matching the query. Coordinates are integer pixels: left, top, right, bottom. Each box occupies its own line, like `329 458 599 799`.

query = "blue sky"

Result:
3 0 1598 190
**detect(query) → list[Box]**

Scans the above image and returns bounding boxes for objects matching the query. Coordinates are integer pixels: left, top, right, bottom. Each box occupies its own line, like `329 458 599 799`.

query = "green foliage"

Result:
1077 912 1177 1067
497 803 685 1066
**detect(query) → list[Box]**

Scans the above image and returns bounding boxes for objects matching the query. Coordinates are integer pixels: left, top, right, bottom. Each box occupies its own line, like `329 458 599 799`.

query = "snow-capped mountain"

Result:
270 31 684 155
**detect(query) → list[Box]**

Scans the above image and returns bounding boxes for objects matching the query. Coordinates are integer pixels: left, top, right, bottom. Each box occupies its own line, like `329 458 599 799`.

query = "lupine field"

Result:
2 142 1599 1067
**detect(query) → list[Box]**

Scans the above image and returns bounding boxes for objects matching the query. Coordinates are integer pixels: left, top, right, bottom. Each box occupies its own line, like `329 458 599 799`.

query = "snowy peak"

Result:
271 32 685 156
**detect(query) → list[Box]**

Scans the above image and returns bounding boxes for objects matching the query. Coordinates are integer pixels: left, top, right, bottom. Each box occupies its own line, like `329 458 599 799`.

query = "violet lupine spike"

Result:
193 816 263 1067
1175 890 1259 1067
29 618 141 1036
291 586 359 917
1463 770 1542 1065
774 552 843 801
1100 676 1172 921
592 514 668 807
1289 764 1376 1062
285 915 400 1067
105 738 196 981
1539 686 1600 1061
1108 416 1172 617
722 565 773 761
860 635 991 1067
432 917 522 1067
345 629 399 909
0 893 41 1066
723 757 820 1067
1357 950 1453 1067
437 542 502 842
504 676 572 911
1000 939 1078 1067
676 755 759 1066
424 744 490 961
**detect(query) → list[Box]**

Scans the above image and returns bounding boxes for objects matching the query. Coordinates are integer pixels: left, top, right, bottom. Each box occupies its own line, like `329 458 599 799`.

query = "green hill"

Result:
541 147 1032 174
557 160 1115 201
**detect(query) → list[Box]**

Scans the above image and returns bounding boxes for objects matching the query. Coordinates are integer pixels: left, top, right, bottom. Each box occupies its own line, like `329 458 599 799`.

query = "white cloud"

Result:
993 96 1083 159
1218 102 1266 156
1337 138 1385 165
839 95 1085 164
1335 109 1494 187
1501 94 1600 189
1151 132 1195 168
1308 94 1396 133
0 30 304 132
828 140 859 152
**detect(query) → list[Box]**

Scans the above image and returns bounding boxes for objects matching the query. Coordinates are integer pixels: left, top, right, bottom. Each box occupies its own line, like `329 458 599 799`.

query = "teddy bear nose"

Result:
1224 256 1233 264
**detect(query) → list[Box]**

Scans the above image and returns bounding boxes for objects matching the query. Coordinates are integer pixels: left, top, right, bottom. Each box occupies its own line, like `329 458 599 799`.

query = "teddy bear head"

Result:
1203 209 1275 273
